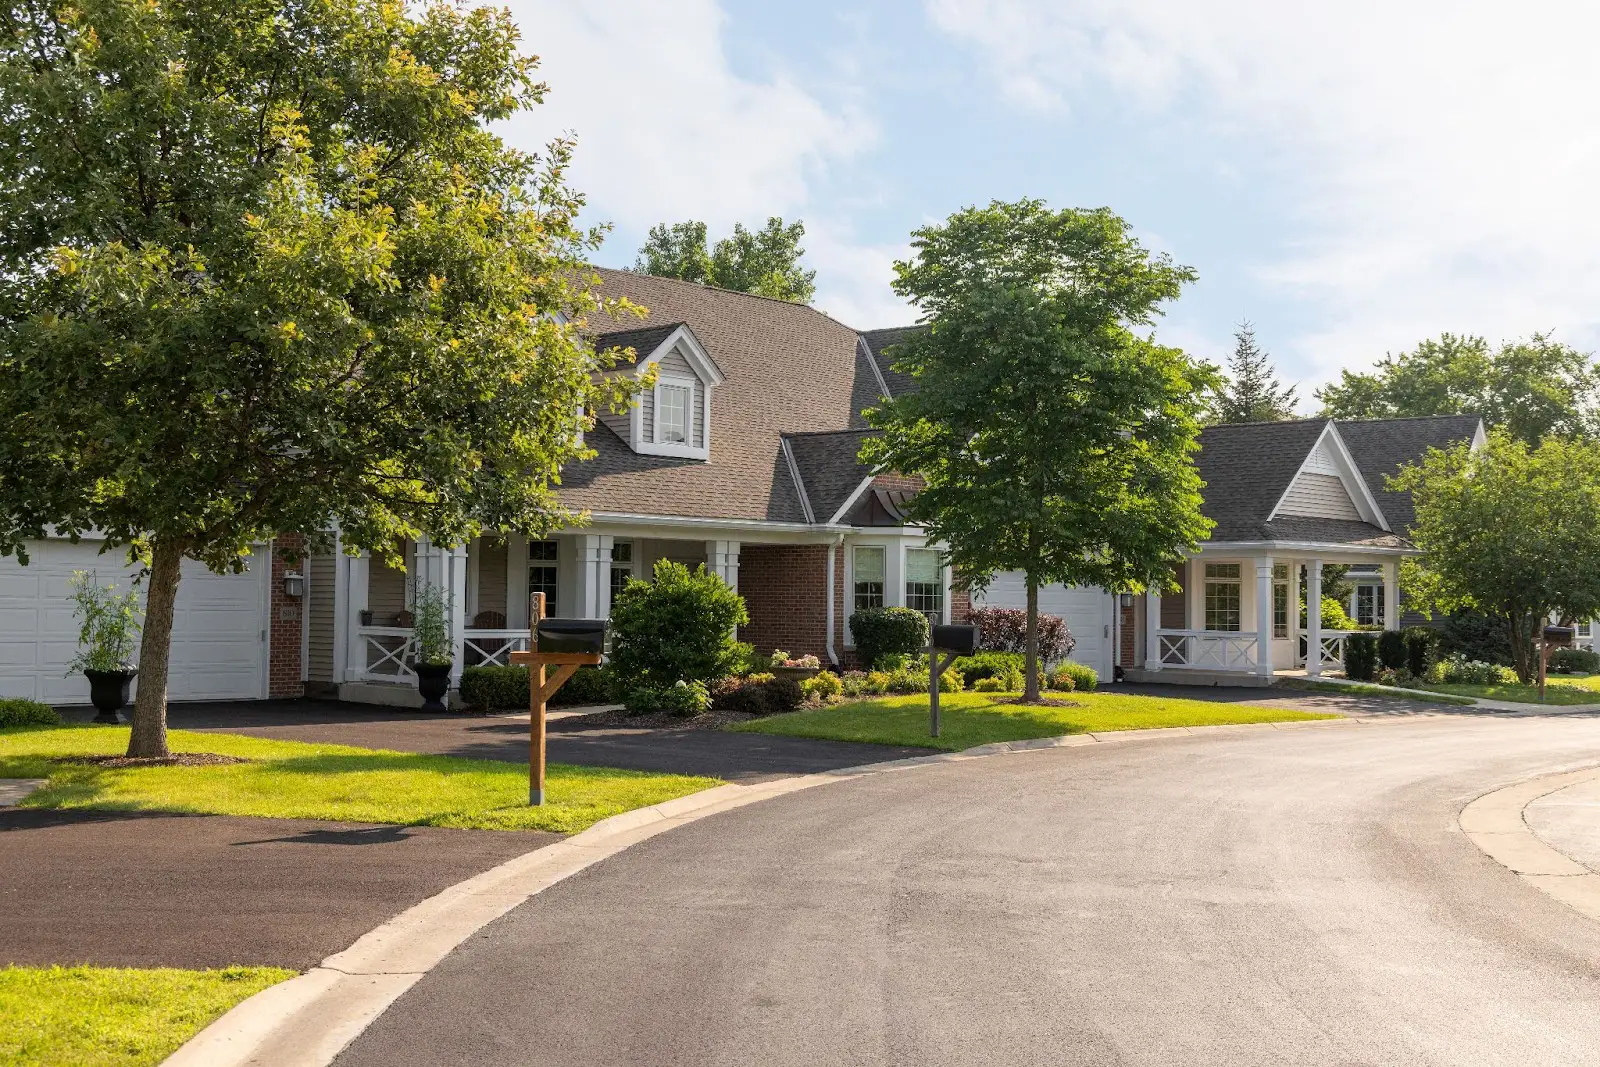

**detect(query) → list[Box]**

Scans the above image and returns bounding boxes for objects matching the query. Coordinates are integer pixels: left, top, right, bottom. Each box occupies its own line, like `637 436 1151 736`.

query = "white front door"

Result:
0 539 269 704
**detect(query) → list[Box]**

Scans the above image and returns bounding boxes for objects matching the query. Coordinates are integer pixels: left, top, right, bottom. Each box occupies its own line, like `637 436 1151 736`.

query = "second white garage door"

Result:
0 539 269 704
973 575 1114 681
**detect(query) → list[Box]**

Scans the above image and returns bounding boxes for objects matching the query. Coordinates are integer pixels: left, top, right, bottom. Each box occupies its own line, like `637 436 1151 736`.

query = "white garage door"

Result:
974 575 1114 681
0 539 268 704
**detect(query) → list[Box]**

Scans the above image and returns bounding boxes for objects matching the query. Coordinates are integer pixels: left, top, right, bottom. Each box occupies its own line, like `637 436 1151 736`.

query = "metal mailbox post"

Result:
928 623 980 738
509 593 606 805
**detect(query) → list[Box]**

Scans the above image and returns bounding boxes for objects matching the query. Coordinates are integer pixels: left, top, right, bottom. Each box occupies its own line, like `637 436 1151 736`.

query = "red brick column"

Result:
268 534 305 699
738 544 831 663
1120 599 1136 668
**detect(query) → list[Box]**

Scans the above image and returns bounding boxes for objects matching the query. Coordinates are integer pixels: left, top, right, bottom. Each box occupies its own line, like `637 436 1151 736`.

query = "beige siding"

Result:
368 543 409 622
1277 472 1361 520
595 344 707 450
475 538 508 619
596 402 632 444
1159 563 1187 629
307 554 336 682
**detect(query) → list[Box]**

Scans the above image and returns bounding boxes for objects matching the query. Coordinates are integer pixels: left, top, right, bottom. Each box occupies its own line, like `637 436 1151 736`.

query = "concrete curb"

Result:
162 705 1457 1067
1459 766 1600 923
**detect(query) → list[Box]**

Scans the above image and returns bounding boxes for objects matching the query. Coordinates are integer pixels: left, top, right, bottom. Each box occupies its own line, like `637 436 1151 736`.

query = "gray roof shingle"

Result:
1335 414 1483 533
591 322 687 359
859 326 922 398
784 429 877 523
559 269 882 523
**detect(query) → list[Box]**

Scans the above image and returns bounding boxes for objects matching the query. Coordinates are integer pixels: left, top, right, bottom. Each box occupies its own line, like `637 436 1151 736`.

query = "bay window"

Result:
853 546 885 611
905 548 944 620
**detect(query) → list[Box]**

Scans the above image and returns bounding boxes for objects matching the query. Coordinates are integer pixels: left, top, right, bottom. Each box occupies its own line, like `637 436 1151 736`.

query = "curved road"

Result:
338 714 1600 1066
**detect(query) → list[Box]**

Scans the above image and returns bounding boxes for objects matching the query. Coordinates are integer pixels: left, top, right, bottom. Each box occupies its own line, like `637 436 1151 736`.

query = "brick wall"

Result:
739 544 832 663
872 472 924 494
950 571 972 624
268 534 305 699
1120 599 1136 668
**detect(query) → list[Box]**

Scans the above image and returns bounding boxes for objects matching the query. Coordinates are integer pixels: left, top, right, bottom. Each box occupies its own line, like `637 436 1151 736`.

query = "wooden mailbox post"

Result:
509 592 604 806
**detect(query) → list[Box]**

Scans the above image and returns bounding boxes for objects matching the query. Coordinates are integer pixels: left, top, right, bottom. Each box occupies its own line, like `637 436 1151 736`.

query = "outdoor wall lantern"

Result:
282 572 305 599
1119 592 1134 608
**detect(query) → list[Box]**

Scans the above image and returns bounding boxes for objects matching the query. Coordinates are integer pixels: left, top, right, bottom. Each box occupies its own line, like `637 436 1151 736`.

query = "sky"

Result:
499 0 1600 410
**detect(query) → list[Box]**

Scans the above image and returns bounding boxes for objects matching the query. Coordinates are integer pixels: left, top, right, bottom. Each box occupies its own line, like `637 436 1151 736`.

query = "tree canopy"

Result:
1316 333 1600 442
0 0 639 754
862 199 1215 700
1210 321 1297 423
633 217 816 303
1393 432 1600 683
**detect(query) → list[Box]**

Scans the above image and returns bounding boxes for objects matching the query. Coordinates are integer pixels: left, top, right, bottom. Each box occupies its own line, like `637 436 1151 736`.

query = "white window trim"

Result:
623 328 720 461
652 373 697 445
845 543 889 647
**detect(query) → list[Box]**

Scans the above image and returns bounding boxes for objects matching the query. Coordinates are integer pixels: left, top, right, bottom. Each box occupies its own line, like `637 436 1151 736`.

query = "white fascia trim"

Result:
780 438 817 524
858 335 890 399
827 476 877 526
631 325 725 386
1266 421 1390 530
641 373 705 459
1470 419 1489 451
1197 539 1417 556
585 511 844 535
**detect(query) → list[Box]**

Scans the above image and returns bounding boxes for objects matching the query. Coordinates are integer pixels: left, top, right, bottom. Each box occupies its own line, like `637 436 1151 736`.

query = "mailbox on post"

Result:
1537 625 1578 703
927 623 980 738
510 595 607 806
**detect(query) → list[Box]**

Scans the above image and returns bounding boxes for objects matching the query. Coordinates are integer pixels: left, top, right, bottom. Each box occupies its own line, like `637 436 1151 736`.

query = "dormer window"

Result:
656 380 693 445
590 321 724 461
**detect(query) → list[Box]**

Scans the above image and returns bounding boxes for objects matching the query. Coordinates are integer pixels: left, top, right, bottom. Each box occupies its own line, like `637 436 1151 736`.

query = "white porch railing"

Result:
355 626 533 682
1157 629 1261 671
1299 629 1362 670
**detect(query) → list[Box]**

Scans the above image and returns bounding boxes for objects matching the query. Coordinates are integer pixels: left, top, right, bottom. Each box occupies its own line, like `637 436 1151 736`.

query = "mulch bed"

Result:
996 696 1084 708
53 753 251 769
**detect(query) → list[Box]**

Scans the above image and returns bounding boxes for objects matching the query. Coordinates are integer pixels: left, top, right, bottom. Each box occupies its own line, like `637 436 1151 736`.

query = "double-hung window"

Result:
853 546 885 611
656 382 692 445
1204 563 1242 632
528 540 558 616
905 548 944 620
1272 563 1290 639
610 541 634 604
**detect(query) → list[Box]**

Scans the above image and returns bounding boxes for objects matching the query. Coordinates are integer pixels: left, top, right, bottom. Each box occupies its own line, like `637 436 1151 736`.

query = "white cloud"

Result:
926 0 1600 386
805 225 914 328
499 1 877 258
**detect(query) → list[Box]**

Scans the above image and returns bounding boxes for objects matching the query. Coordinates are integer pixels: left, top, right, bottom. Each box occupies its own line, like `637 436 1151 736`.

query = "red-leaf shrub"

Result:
969 606 1074 662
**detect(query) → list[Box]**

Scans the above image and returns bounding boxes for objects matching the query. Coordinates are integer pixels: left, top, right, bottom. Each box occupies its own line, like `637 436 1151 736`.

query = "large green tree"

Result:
1316 332 1600 442
1393 432 1600 683
634 216 816 303
0 0 640 755
1210 321 1297 423
862 200 1216 701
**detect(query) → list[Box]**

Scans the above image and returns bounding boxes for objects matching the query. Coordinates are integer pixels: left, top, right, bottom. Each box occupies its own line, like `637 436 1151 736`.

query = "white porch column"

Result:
1382 560 1400 631
1306 559 1323 677
707 540 740 592
574 534 614 618
1144 588 1162 671
344 551 370 681
1255 556 1275 678
446 544 468 687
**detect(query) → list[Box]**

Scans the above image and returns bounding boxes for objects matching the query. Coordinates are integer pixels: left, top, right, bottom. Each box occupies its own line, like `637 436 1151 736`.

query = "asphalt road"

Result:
337 712 1600 1067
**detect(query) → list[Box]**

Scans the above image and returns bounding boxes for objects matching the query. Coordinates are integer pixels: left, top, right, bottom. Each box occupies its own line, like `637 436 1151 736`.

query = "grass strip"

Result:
730 690 1334 752
0 726 719 833
0 964 292 1067
1274 678 1478 706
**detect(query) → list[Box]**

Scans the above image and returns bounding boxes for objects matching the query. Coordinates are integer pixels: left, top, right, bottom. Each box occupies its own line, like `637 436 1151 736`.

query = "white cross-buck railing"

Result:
1157 629 1261 671
463 629 531 667
358 626 416 681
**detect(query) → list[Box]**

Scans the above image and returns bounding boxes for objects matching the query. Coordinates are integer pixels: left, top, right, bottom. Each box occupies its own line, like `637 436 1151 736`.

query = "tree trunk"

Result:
127 539 182 757
1023 572 1042 703
1508 613 1536 686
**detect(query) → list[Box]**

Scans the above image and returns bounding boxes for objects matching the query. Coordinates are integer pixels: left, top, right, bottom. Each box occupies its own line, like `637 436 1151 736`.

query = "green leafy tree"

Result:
634 216 816 303
608 559 749 688
1210 321 1298 423
1393 432 1600 683
0 0 641 756
1317 333 1600 442
863 200 1216 702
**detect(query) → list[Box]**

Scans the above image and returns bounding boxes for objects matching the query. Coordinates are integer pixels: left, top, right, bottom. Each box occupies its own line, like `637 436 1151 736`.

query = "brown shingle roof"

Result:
784 428 877 522
859 326 922 397
559 270 882 523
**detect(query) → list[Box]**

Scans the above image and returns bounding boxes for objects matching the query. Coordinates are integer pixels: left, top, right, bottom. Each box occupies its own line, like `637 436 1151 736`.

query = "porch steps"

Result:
1121 668 1274 689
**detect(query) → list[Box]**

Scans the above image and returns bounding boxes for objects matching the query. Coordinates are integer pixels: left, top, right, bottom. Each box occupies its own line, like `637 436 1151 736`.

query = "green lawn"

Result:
0 965 293 1067
729 691 1335 751
0 726 719 833
1273 678 1478 706
1417 680 1600 705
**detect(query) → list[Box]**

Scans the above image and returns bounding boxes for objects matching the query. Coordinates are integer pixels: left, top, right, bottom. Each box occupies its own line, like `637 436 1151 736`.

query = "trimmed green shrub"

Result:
1343 632 1379 682
1402 626 1442 678
1045 670 1075 693
1549 647 1600 674
458 665 613 710
1439 610 1513 666
801 671 843 702
1051 660 1098 692
609 559 749 688
711 674 805 715
0 698 60 727
951 651 1024 684
1438 655 1515 685
849 608 929 669
972 676 1007 692
624 679 711 716
1376 630 1407 672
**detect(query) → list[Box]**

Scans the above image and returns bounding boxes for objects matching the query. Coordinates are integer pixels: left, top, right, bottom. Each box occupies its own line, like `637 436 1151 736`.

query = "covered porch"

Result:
1124 548 1405 687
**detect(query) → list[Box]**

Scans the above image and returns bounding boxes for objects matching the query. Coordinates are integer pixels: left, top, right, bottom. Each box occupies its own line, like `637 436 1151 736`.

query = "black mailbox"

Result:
1544 625 1575 648
932 624 980 656
535 618 608 655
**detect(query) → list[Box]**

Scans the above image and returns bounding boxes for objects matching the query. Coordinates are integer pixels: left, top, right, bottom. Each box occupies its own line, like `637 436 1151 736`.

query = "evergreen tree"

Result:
1211 322 1298 423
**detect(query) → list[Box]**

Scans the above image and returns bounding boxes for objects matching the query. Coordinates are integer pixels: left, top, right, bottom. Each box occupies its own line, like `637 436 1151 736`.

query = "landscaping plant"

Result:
848 607 929 669
66 571 140 674
411 584 453 667
458 665 613 710
624 680 711 717
1437 655 1516 686
801 671 843 703
1051 661 1099 691
1549 648 1600 674
1377 630 1408 672
861 200 1214 701
0 698 60 728
968 608 1074 663
1403 626 1442 678
1343 632 1379 682
609 559 749 689
0 0 647 757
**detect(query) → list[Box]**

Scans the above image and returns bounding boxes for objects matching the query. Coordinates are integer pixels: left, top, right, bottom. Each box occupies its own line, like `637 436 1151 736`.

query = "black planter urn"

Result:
414 662 453 712
84 668 137 724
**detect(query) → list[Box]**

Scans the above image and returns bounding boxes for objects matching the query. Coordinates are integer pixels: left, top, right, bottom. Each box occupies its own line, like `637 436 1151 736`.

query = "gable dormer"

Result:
1269 422 1389 528
594 323 724 460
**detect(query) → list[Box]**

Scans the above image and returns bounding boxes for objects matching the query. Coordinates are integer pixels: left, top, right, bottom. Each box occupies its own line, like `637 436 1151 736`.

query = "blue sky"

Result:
502 1 1600 410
